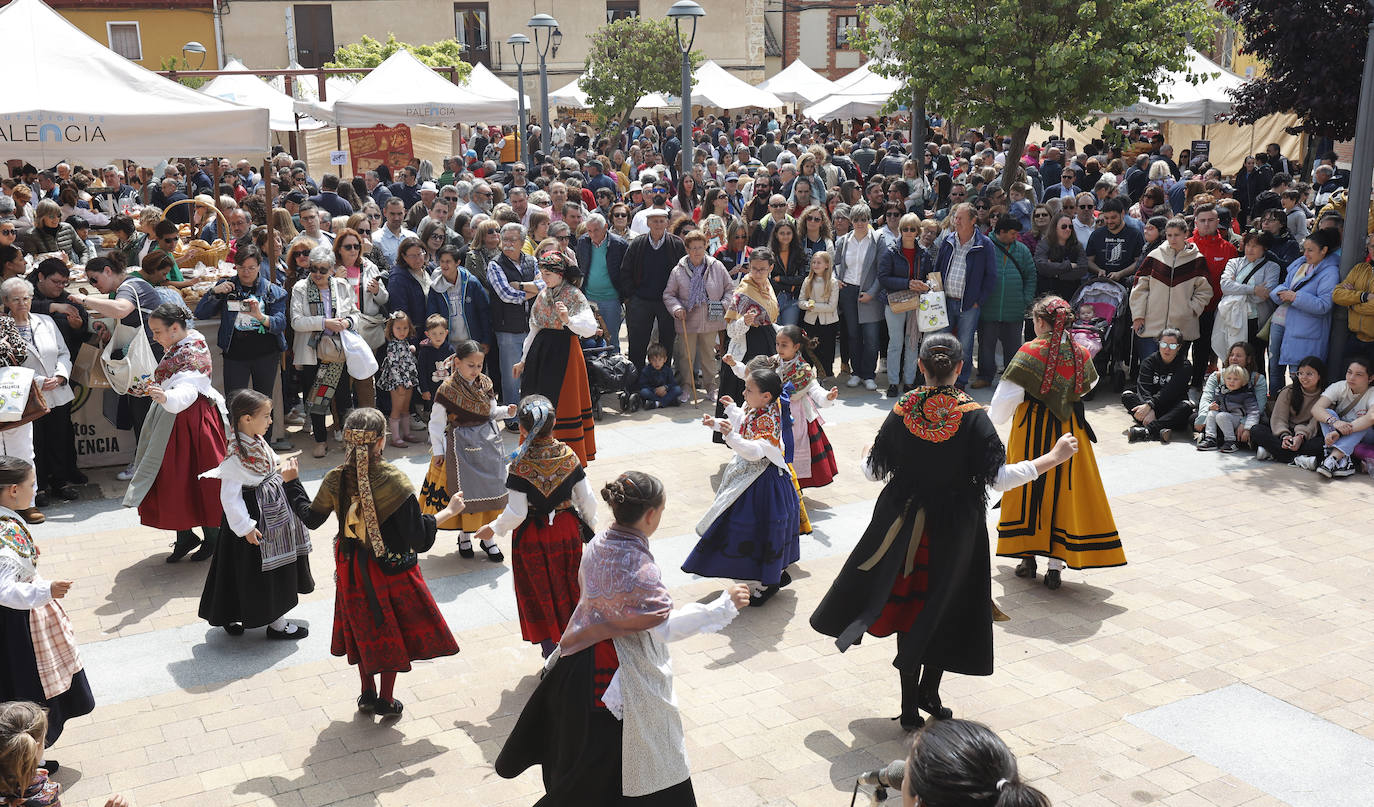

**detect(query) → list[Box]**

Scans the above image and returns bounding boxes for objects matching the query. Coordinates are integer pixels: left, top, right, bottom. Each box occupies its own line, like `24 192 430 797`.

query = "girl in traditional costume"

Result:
496 471 750 806
714 248 779 446
285 408 462 718
420 339 515 560
198 389 313 640
475 396 597 658
811 335 1079 731
992 296 1126 590
0 458 94 762
122 303 226 563
684 365 802 607
514 250 597 465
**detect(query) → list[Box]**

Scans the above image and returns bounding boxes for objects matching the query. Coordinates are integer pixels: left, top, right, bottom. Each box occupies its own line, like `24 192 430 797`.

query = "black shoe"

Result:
189 539 216 561
224 622 245 636
357 690 379 713
39 760 57 774
266 624 309 640
70 471 88 485
1128 425 1149 443
748 584 780 607
1196 436 1219 451
918 698 953 721
457 533 475 558
627 393 643 413
480 539 504 562
779 570 792 588
1220 440 1237 453
374 698 404 718
897 712 925 732
1044 569 1062 590
34 490 50 508
54 484 80 501
1015 557 1037 579
166 535 202 563
886 384 899 398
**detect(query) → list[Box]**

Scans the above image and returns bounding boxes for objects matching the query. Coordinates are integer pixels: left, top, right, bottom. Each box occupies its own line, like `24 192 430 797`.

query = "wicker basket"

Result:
163 198 230 268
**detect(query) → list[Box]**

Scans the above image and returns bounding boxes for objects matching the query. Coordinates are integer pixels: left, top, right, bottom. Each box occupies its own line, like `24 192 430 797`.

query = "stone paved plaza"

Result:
35 383 1374 807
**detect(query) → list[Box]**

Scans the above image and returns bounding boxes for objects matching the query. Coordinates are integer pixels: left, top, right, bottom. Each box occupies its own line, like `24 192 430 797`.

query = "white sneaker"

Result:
115 463 136 481
846 376 860 388
1291 455 1317 471
864 379 878 391
331 429 343 443
1255 446 1272 461
1317 454 1339 478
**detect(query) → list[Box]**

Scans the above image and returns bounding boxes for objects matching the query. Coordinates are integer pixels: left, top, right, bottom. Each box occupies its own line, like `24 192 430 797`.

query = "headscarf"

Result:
507 397 555 463
537 247 582 283
343 425 388 558
1037 297 1087 398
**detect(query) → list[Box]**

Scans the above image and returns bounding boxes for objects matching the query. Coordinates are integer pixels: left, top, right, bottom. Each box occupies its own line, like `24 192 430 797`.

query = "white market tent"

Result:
0 0 268 163
273 60 358 103
1106 47 1245 125
547 74 676 112
801 61 903 120
201 59 325 132
466 63 530 109
756 60 839 106
690 61 784 110
296 49 517 127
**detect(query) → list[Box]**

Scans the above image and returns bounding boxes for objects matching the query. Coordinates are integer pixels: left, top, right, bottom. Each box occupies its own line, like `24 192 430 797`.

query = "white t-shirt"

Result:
1322 381 1374 421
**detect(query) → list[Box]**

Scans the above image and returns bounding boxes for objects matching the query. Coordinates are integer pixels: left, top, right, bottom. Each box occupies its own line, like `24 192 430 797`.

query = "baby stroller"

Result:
581 306 638 420
1070 278 1132 391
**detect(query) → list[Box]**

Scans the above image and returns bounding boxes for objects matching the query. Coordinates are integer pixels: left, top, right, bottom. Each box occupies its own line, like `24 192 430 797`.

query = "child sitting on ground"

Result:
1198 364 1261 453
636 342 681 409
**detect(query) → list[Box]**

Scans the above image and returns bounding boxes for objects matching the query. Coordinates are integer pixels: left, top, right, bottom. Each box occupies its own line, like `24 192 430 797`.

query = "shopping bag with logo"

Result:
100 305 158 396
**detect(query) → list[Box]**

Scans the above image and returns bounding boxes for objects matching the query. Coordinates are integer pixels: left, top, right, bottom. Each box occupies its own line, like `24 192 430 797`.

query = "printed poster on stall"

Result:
347 125 415 177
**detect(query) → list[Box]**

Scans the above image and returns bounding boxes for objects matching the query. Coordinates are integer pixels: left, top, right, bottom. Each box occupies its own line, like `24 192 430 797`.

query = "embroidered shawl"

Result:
558 523 673 656
894 385 983 444
1001 336 1097 422
530 282 588 331
316 457 414 560
740 398 783 447
728 279 779 324
510 436 581 498
153 331 212 384
0 515 36 563
436 371 496 420
229 431 275 476
778 355 815 393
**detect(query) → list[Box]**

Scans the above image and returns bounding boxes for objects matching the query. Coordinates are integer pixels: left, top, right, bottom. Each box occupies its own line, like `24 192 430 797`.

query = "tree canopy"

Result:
581 16 701 130
326 34 473 83
854 0 1219 186
1224 0 1372 141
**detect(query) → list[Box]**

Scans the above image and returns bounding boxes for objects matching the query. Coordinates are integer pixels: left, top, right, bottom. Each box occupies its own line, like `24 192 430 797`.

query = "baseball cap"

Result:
725 172 739 182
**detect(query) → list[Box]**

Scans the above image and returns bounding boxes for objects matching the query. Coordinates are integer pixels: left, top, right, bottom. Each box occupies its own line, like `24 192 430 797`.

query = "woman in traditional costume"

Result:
0 457 95 761
684 364 801 607
122 303 226 563
198 389 313 640
514 250 597 465
992 296 1126 590
714 248 780 444
285 407 462 718
810 334 1079 731
496 471 750 806
420 339 514 560
475 396 597 658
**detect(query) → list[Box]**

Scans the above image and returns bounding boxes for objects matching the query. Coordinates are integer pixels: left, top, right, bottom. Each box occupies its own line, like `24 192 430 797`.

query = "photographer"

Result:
193 245 290 450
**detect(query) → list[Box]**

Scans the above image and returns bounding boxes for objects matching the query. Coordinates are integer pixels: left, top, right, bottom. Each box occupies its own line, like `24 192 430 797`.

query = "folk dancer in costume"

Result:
122 303 227 563
198 389 313 640
514 250 597 465
714 248 779 445
475 396 598 658
420 339 515 560
993 296 1126 589
684 365 802 607
285 408 462 718
810 335 1079 731
0 457 95 763
725 324 839 489
496 471 751 805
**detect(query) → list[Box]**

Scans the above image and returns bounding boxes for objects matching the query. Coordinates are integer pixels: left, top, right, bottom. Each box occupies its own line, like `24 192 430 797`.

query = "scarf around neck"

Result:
730 278 779 324
558 523 673 656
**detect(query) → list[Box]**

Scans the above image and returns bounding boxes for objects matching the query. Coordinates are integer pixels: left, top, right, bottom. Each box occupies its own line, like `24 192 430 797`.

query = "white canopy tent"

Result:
0 0 268 163
273 60 358 103
547 74 676 112
1107 48 1245 125
801 62 903 121
756 60 839 106
200 59 325 132
296 50 517 127
465 63 530 109
690 61 784 110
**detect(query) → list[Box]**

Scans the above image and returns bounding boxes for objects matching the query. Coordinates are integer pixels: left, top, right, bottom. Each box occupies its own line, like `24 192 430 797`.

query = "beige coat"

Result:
662 255 732 334
290 276 359 365
1128 242 1213 341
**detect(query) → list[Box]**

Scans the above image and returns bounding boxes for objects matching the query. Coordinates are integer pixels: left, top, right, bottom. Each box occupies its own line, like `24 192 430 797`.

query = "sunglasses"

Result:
0 229 15 236
612 212 628 219
806 216 822 222
367 213 383 220
1057 224 1072 230
1033 213 1050 219
899 227 918 232
309 266 331 274
770 203 786 208
1158 341 1180 350
975 204 989 210
341 243 361 251
293 251 310 259
443 196 458 203
886 212 901 218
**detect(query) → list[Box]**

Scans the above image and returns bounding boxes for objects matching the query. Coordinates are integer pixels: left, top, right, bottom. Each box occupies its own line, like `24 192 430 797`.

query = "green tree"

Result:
160 56 206 89
854 0 1220 187
582 16 701 130
326 33 472 83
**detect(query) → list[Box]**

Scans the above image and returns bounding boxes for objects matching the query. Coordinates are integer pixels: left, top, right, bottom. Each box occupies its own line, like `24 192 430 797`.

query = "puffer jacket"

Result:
1129 242 1212 340
982 238 1036 323
21 223 80 262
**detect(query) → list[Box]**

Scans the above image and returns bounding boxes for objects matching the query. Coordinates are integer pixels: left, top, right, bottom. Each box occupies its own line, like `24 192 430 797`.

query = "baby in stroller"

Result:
1070 303 1109 358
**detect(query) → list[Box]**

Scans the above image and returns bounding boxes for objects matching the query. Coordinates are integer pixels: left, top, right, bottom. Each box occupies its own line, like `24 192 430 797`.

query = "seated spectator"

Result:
1252 356 1326 465
1332 231 1374 363
1124 327 1193 443
1194 342 1268 437
635 342 681 409
1310 355 1374 479
1196 364 1261 452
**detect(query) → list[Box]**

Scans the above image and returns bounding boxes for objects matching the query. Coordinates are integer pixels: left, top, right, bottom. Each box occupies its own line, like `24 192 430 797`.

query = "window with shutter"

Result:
107 22 142 61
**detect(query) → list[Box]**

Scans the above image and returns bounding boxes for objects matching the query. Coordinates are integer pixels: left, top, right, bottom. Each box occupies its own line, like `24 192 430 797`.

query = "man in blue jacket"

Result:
930 204 995 388
426 245 492 351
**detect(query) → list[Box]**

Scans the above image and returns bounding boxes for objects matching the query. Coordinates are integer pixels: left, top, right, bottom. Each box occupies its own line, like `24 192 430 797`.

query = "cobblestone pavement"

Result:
37 378 1374 807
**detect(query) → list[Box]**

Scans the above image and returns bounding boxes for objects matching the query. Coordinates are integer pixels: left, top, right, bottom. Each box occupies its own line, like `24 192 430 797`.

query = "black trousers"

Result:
1250 422 1324 462
807 321 838 378
301 363 354 443
626 297 675 371
222 351 281 440
1122 390 1194 435
33 403 79 490
1189 309 1217 387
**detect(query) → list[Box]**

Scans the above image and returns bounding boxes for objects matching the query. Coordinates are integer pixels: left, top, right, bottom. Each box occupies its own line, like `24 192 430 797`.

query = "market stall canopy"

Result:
1106 48 1244 125
757 60 839 105
274 60 358 103
548 74 677 112
801 61 902 120
296 49 517 127
830 62 901 96
0 0 269 164
201 59 325 132
465 63 530 109
690 61 784 110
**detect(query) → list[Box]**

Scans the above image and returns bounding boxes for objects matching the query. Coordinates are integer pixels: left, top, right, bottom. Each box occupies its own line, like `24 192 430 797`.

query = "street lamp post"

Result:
507 33 531 164
528 13 560 157
1330 1 1374 372
181 40 207 70
667 1 704 187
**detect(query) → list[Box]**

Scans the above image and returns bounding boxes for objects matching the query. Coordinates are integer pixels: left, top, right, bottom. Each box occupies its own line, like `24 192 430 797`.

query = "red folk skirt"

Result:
868 530 931 638
332 543 459 676
511 510 584 645
138 396 226 531
798 420 838 489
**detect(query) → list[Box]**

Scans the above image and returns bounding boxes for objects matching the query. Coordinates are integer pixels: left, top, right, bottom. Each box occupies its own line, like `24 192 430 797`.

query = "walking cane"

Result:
683 327 698 407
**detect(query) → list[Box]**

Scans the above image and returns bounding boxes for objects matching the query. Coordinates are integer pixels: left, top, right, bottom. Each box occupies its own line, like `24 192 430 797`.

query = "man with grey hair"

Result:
576 211 628 352
363 170 392 206
488 221 541 415
1312 165 1340 208
463 181 492 219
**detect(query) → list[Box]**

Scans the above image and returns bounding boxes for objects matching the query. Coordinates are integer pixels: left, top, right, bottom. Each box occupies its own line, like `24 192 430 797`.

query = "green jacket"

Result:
982 238 1035 323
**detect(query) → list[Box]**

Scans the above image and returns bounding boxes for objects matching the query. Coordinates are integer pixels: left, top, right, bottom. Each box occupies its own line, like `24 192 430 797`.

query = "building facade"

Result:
218 0 767 92
1 0 220 69
767 0 869 80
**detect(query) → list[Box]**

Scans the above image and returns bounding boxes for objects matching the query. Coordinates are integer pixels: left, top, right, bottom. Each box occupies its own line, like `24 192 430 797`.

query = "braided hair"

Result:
600 471 665 525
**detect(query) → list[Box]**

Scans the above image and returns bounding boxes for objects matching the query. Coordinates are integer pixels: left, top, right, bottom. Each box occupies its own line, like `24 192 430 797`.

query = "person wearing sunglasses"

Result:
876 213 933 396
333 227 390 356
1123 327 1194 443
290 244 362 458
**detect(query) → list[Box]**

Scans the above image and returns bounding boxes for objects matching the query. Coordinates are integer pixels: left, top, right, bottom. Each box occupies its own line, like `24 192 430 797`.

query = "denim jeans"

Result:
934 296 980 387
1321 421 1374 456
882 306 920 386
777 291 801 326
976 320 1022 382
839 285 879 380
589 296 623 354
495 331 526 407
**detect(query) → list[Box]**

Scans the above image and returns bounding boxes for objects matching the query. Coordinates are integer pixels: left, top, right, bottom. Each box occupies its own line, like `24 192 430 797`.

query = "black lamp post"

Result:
528 13 560 157
507 33 530 162
667 1 704 185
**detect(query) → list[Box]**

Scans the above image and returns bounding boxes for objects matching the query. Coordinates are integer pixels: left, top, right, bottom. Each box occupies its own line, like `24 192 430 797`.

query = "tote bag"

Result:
0 366 36 423
341 329 379 380
100 300 158 395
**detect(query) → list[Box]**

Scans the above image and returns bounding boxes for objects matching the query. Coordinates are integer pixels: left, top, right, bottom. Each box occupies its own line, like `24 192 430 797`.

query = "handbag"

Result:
887 289 921 313
100 294 158 395
0 367 48 431
706 300 726 322
315 332 345 364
